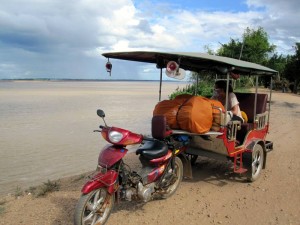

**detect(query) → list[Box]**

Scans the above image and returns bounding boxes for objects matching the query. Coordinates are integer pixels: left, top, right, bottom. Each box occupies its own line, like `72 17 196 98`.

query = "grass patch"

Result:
0 206 5 216
72 174 86 183
13 186 23 198
31 180 60 198
0 200 6 216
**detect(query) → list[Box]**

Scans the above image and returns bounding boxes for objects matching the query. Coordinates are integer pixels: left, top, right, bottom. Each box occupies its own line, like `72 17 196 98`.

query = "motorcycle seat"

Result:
136 140 168 160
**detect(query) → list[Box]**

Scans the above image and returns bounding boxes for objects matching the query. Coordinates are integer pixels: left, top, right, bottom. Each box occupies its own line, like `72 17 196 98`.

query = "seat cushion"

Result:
235 93 268 123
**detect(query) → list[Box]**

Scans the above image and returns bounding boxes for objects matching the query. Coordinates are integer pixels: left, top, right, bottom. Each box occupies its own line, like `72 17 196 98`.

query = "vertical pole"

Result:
225 72 230 123
159 68 162 101
239 42 244 60
195 74 199 95
253 76 258 122
268 76 273 126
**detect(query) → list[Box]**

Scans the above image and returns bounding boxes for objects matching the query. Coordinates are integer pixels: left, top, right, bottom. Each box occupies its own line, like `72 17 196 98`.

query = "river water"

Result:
0 80 186 195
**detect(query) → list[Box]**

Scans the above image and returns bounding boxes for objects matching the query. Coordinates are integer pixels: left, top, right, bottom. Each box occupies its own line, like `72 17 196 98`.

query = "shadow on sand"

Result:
50 157 248 224
186 157 248 187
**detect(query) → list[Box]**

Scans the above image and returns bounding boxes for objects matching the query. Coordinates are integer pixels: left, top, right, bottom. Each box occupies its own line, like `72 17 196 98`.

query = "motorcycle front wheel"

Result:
160 156 183 199
74 187 115 225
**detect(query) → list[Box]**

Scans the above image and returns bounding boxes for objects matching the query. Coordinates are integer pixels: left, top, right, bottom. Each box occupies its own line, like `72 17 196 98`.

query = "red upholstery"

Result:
235 93 268 143
235 93 268 123
152 115 167 140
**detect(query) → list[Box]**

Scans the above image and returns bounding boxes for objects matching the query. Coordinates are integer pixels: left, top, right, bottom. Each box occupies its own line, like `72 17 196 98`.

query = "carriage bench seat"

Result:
235 93 268 141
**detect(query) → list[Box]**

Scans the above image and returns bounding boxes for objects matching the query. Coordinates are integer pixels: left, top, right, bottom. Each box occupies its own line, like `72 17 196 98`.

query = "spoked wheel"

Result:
160 157 183 198
74 188 115 225
244 144 265 182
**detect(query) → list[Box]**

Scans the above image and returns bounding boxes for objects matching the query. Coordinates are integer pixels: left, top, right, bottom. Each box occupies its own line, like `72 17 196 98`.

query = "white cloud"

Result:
246 0 300 53
0 0 299 79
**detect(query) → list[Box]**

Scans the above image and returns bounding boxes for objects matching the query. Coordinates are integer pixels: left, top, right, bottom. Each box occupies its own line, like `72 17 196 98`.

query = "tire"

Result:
244 144 265 182
160 157 183 198
74 188 115 225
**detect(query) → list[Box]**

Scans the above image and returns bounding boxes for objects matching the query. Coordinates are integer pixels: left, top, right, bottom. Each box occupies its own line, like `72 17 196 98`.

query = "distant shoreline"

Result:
0 78 189 83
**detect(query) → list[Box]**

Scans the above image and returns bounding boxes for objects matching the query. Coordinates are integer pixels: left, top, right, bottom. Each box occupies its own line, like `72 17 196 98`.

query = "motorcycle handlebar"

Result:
93 125 105 132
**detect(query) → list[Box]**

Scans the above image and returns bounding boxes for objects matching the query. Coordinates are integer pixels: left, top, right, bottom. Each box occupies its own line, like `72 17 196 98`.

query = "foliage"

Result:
169 78 251 100
203 44 215 55
217 38 243 59
217 27 276 64
169 81 213 99
242 27 276 64
0 200 6 216
170 27 297 97
189 71 216 84
0 206 4 216
13 186 23 198
235 76 254 89
283 43 300 93
262 53 289 88
215 27 277 89
30 180 60 198
264 53 287 76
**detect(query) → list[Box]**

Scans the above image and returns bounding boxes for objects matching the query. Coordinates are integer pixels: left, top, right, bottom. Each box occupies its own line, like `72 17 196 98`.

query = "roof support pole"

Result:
253 76 258 122
225 72 230 123
268 76 273 126
159 68 162 101
195 74 199 95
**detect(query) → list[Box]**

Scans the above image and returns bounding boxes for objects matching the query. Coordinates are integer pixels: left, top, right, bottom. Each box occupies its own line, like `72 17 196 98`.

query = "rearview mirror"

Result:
97 109 105 118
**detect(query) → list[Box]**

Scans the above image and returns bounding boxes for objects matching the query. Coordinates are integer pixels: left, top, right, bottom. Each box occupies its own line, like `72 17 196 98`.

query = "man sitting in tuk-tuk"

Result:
211 80 244 123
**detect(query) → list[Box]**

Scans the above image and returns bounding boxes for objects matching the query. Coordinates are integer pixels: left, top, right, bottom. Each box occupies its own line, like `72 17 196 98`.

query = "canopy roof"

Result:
102 51 277 76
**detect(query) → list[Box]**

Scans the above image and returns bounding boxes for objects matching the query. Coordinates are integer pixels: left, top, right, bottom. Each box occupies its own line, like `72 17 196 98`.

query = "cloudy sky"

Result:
0 0 299 80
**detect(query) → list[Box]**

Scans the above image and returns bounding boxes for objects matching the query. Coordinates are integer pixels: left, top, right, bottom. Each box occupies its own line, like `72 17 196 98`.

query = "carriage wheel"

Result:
243 144 265 182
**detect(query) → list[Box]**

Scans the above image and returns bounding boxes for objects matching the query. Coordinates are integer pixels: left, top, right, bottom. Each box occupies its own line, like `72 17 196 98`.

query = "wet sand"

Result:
0 81 186 195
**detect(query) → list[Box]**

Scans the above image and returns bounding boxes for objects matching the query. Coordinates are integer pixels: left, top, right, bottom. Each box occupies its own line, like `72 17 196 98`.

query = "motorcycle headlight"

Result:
108 131 123 143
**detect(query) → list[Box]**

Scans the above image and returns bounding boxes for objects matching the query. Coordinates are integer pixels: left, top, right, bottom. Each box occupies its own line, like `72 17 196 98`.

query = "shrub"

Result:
33 180 60 197
169 81 214 100
0 200 6 215
13 186 23 198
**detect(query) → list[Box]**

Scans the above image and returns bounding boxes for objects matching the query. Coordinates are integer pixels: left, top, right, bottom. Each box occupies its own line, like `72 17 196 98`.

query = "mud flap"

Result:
178 154 193 179
242 151 253 178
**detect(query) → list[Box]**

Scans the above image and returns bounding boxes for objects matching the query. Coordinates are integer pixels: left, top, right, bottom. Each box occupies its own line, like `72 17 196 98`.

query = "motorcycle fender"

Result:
81 170 118 195
177 154 193 179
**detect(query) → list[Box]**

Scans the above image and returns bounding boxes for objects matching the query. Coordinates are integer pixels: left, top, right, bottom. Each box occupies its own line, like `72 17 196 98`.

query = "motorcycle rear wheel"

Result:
160 157 183 198
74 188 115 225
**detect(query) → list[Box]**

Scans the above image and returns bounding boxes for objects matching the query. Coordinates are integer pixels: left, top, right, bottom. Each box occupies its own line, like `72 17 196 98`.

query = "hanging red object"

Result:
106 61 112 76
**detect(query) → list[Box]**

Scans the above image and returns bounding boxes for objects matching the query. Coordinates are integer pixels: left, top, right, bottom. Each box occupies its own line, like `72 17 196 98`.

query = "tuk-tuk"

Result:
102 51 277 182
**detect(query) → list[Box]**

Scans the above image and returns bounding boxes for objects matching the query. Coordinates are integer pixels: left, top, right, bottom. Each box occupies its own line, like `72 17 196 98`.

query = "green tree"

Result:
264 53 287 76
283 43 300 93
217 38 242 59
217 27 276 64
241 27 276 64
262 53 288 88
171 27 280 98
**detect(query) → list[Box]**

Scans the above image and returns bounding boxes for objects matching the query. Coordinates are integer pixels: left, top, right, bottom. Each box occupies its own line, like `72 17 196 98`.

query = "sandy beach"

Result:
0 81 187 195
0 81 299 225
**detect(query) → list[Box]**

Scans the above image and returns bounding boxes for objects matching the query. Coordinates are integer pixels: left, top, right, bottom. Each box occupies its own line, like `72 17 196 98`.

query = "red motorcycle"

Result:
74 109 191 225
